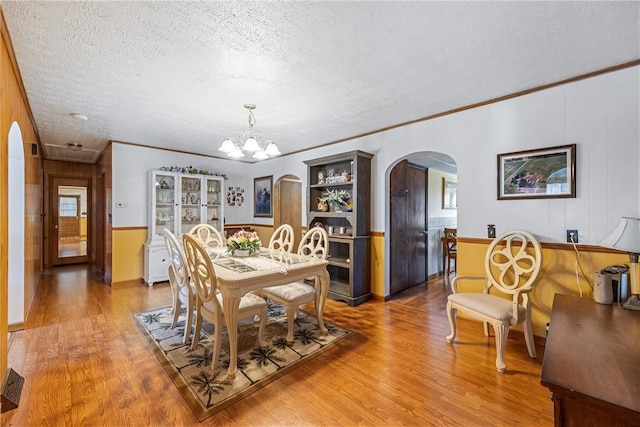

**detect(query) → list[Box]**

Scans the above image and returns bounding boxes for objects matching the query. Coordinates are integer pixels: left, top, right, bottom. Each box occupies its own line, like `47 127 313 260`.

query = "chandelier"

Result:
218 104 280 160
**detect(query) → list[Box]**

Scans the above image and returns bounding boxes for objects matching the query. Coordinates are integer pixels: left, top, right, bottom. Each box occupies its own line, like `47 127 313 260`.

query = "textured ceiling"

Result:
1 1 639 167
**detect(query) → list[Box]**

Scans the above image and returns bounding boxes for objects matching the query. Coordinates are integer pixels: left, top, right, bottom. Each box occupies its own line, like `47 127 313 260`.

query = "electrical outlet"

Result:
566 229 578 243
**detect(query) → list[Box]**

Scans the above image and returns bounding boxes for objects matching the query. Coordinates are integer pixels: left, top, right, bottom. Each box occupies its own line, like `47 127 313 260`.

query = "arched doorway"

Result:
385 151 457 297
8 122 25 326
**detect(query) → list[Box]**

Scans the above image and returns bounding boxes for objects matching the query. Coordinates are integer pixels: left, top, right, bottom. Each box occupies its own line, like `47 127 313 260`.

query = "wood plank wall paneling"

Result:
96 143 112 283
1 12 44 383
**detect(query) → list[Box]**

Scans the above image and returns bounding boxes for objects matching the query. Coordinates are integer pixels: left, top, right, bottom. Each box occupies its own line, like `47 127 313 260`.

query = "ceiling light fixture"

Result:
67 142 83 151
218 104 280 160
69 113 88 121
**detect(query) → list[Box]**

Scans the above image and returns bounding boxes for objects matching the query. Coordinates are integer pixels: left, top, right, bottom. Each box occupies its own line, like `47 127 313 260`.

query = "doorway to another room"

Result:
386 151 457 298
52 179 90 265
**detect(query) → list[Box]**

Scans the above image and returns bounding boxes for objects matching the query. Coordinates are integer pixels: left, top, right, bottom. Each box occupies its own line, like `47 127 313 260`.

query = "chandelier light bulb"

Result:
219 138 236 153
264 141 281 156
242 136 260 152
228 146 245 158
252 150 269 160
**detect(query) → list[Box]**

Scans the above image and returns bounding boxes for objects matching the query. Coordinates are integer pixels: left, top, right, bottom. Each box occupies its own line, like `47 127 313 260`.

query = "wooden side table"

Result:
541 294 640 426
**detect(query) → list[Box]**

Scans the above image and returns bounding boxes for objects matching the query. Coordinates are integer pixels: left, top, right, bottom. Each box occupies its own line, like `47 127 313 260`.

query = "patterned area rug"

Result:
132 302 352 421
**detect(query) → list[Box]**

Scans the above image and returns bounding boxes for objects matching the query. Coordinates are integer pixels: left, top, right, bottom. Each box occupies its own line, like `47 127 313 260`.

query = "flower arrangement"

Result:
325 189 351 206
226 229 261 255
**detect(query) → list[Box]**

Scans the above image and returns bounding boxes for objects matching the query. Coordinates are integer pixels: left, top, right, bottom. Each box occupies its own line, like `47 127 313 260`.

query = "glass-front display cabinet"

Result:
144 170 224 286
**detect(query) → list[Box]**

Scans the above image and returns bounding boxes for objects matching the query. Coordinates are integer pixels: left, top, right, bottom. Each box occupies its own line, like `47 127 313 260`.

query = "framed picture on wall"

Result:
442 177 457 209
253 175 273 217
498 144 576 200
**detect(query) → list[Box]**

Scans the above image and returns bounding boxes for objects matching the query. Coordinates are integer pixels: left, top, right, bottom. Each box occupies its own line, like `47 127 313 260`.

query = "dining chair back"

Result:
261 226 329 341
444 234 457 275
269 224 295 253
189 224 225 249
182 233 267 369
297 226 328 259
445 230 542 373
162 228 195 344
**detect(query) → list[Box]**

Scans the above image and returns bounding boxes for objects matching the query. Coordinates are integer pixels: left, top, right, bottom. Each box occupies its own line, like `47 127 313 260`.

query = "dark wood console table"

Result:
541 294 640 426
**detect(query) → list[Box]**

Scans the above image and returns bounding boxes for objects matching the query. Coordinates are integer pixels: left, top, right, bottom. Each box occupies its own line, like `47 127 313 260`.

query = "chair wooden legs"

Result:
492 322 509 373
182 302 193 345
523 317 537 358
171 299 181 329
445 302 457 344
257 307 267 347
211 317 223 370
284 304 297 342
190 305 203 351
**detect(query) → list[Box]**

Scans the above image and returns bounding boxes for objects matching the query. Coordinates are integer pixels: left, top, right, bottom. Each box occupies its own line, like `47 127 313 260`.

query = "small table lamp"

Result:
598 217 640 310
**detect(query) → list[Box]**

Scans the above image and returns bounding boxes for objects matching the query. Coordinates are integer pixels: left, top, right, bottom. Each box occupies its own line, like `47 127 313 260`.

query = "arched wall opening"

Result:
384 151 457 297
8 121 25 325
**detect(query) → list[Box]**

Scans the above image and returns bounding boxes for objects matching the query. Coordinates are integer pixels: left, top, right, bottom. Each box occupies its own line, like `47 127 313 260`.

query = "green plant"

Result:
325 189 351 206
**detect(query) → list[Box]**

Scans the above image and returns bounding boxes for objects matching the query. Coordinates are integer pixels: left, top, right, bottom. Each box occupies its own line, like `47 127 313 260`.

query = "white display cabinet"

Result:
144 170 224 286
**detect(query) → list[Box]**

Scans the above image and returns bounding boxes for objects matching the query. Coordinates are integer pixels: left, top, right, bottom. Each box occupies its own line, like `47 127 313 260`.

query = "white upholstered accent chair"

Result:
268 224 295 253
445 230 542 373
189 224 225 250
162 228 195 344
261 227 328 342
182 234 267 369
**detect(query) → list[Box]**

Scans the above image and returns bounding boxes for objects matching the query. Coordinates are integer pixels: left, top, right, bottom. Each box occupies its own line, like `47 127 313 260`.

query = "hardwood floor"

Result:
3 267 553 426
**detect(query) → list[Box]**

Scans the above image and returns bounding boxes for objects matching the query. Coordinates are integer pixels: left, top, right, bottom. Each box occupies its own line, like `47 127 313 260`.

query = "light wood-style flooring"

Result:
3 266 553 426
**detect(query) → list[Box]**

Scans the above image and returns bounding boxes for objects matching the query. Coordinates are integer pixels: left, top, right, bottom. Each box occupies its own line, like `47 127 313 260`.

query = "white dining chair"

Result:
445 230 542 373
189 224 225 250
268 224 295 253
182 233 267 369
261 227 328 342
162 228 195 344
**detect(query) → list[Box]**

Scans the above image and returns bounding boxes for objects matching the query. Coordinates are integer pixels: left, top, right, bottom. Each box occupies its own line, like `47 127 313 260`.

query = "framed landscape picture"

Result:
498 144 576 200
253 175 273 217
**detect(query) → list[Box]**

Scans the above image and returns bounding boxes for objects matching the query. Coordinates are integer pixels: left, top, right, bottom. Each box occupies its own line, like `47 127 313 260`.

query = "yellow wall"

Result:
111 226 626 339
456 240 628 337
111 224 276 285
112 228 146 284
371 234 385 297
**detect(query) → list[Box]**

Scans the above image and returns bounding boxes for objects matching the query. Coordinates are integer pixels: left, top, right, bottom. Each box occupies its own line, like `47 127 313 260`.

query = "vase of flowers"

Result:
226 229 261 257
325 189 351 212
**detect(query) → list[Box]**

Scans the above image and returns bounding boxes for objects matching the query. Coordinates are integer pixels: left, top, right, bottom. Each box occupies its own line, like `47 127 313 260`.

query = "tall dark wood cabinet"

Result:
304 150 373 306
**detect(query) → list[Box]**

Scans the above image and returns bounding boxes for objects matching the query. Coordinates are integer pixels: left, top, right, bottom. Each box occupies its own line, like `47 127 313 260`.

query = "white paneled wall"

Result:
113 66 639 252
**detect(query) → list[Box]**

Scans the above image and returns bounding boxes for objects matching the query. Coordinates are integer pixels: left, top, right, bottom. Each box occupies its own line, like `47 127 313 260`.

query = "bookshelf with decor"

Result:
304 150 373 306
143 169 224 286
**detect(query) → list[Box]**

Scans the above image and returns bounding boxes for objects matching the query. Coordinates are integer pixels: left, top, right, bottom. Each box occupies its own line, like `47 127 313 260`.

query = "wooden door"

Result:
51 177 90 266
273 174 302 248
390 160 427 295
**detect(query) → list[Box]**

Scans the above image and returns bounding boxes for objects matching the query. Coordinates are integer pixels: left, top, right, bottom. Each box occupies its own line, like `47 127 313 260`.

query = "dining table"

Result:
208 247 330 378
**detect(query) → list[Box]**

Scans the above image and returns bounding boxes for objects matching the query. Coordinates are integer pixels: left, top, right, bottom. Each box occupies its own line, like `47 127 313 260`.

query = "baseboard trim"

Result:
111 278 145 287
7 322 25 333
